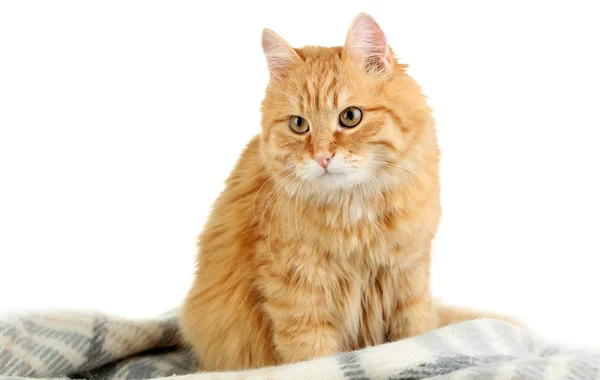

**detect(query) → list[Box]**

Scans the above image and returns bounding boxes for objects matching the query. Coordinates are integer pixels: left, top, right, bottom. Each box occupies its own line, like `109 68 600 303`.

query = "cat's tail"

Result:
434 302 523 328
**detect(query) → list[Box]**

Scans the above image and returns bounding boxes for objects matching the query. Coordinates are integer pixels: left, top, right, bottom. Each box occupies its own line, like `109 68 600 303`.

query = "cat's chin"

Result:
313 170 369 191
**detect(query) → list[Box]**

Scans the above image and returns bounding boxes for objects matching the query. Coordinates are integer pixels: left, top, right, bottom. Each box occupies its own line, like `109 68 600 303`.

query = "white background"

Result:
1 1 599 347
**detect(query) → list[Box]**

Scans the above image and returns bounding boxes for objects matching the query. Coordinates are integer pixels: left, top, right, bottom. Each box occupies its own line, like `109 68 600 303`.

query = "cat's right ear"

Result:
261 29 300 76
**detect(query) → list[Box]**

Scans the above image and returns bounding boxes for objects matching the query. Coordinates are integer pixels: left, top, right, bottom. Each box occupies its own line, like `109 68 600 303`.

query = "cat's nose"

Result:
314 152 335 169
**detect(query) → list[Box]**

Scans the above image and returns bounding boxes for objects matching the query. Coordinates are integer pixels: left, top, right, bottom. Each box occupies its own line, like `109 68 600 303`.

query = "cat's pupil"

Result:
297 118 302 126
346 111 353 120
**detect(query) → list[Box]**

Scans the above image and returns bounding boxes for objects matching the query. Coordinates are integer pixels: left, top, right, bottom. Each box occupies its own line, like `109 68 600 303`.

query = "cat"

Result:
180 13 512 372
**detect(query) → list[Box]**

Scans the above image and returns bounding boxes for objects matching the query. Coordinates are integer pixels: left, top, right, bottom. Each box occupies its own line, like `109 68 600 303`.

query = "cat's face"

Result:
260 14 431 198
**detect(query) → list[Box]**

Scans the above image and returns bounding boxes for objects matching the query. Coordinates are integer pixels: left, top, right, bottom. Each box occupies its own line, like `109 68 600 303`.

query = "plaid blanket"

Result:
1 309 599 380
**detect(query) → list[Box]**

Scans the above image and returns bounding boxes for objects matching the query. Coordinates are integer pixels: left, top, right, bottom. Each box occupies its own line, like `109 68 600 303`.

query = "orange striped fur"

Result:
180 13 506 372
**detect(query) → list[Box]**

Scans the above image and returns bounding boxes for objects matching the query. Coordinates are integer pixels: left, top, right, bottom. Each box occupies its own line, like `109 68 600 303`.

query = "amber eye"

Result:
339 106 363 128
288 116 309 134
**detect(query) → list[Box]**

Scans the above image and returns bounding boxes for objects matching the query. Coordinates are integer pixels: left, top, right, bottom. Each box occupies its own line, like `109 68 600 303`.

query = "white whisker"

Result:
251 164 295 220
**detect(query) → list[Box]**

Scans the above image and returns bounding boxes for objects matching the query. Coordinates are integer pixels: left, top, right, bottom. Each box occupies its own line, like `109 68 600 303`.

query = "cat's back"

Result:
194 134 266 265
180 134 279 370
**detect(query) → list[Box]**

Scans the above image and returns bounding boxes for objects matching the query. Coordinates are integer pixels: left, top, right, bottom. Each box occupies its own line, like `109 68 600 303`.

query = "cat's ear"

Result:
261 28 301 76
344 13 392 74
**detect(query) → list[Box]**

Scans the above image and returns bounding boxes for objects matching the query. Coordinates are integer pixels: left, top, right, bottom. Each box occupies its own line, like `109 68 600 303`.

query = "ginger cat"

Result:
181 13 499 372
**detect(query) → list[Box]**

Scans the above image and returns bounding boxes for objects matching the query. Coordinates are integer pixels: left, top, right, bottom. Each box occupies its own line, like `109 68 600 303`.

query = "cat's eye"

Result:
288 116 309 134
339 106 363 128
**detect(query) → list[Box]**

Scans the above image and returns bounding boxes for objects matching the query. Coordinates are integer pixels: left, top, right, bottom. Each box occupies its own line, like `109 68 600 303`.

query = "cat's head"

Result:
259 13 435 199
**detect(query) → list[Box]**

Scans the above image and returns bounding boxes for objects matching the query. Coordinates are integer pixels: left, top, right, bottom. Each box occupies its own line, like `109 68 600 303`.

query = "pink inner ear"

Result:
345 14 392 72
261 29 300 75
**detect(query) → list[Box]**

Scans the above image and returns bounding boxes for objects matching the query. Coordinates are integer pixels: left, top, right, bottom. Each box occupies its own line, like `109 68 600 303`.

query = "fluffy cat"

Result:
180 13 505 371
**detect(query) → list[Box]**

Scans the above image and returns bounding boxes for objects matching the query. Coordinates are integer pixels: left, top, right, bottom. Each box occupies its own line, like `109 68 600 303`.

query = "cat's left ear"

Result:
262 28 301 76
344 13 392 74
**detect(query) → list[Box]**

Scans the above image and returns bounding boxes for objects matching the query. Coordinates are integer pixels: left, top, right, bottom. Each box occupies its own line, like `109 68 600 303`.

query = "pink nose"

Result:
314 152 334 169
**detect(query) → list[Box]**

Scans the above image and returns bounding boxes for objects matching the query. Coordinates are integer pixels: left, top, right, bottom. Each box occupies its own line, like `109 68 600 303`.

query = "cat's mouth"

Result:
321 169 345 177
315 170 355 187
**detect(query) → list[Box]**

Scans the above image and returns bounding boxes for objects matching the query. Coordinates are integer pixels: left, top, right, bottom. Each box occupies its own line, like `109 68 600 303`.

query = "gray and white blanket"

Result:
1 309 599 379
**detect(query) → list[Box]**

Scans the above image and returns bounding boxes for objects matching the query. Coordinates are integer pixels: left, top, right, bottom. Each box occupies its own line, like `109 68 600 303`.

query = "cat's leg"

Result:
258 269 345 364
386 254 436 341
265 296 341 363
